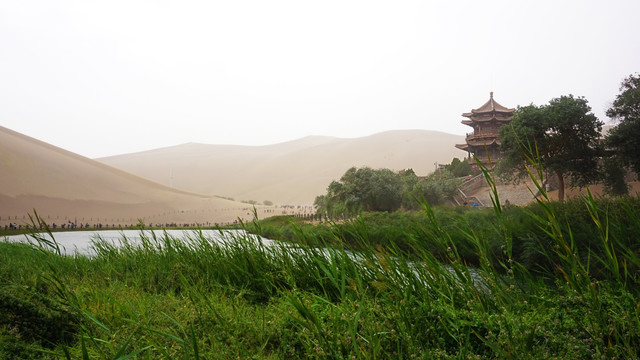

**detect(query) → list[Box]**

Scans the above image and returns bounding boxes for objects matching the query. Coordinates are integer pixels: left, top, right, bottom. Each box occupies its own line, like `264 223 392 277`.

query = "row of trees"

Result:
497 73 640 201
314 165 466 215
314 73 638 214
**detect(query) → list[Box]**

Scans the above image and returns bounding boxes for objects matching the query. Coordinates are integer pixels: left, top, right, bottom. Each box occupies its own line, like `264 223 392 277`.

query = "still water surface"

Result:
3 229 275 256
3 229 485 288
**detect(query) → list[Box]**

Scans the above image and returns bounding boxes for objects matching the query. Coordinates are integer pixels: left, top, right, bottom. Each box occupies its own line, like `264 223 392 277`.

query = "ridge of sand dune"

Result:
99 129 466 204
0 126 267 226
0 126 206 201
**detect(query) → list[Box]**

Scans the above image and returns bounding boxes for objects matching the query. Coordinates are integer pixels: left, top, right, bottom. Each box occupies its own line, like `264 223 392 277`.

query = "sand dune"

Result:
8 123 634 229
98 130 466 205
1 126 465 227
0 126 268 227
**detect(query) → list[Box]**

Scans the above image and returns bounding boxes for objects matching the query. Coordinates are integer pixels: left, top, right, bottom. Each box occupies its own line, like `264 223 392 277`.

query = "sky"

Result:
1 0 639 159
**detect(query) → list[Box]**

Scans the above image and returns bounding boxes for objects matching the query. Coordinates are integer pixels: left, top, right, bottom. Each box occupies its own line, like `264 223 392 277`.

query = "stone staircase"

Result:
454 174 537 208
453 187 486 207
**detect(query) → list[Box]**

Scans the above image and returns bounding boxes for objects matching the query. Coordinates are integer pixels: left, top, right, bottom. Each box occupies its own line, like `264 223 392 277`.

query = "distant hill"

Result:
98 130 466 204
0 126 263 226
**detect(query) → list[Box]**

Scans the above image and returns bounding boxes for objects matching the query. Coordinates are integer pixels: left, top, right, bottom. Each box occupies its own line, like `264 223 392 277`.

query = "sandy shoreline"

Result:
0 201 319 228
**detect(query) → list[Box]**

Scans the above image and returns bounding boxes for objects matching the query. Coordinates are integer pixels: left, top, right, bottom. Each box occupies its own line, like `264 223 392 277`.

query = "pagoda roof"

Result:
465 114 513 122
466 138 501 147
462 92 515 117
456 139 502 152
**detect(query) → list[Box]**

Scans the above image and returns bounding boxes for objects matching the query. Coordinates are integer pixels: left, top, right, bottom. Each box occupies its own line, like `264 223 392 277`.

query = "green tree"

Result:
498 95 603 201
316 166 463 214
313 195 325 212
368 168 403 211
602 156 629 196
606 73 640 180
398 168 421 210
444 158 472 177
317 167 407 214
415 170 459 205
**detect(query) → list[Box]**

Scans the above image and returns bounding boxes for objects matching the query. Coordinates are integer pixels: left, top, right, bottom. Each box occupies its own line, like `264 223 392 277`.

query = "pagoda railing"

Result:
459 174 487 194
466 132 499 139
454 180 486 208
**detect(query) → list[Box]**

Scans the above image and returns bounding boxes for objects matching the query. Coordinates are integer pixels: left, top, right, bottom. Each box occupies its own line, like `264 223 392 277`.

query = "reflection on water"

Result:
2 229 271 256
2 229 485 289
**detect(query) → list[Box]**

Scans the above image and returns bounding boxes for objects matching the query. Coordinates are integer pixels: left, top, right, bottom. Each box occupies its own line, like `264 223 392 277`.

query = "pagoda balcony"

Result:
468 156 497 167
465 132 500 140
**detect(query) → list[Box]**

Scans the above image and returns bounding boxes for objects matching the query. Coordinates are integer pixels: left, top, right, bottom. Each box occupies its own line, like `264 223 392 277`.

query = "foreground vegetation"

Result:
2 177 640 359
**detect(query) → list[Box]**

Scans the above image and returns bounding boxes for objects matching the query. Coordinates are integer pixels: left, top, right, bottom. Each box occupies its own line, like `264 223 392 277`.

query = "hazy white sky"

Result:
1 0 639 158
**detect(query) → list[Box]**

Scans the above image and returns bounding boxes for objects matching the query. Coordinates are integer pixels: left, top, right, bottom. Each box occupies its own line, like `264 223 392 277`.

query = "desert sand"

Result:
98 129 466 205
0 126 277 227
4 124 635 228
2 126 463 227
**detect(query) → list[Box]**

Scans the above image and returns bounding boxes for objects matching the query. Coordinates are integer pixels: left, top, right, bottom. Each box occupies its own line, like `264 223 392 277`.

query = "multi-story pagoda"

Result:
455 92 514 168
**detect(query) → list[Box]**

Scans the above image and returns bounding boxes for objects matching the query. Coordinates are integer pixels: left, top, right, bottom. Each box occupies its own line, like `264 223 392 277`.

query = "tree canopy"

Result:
497 95 603 201
445 157 472 177
314 163 463 215
606 73 640 180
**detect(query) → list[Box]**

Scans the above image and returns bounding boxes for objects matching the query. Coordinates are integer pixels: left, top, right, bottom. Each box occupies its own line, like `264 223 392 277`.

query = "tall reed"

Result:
3 169 640 358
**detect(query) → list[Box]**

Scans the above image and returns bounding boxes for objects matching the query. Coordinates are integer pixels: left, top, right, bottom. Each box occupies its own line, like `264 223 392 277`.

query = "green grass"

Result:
2 188 640 358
